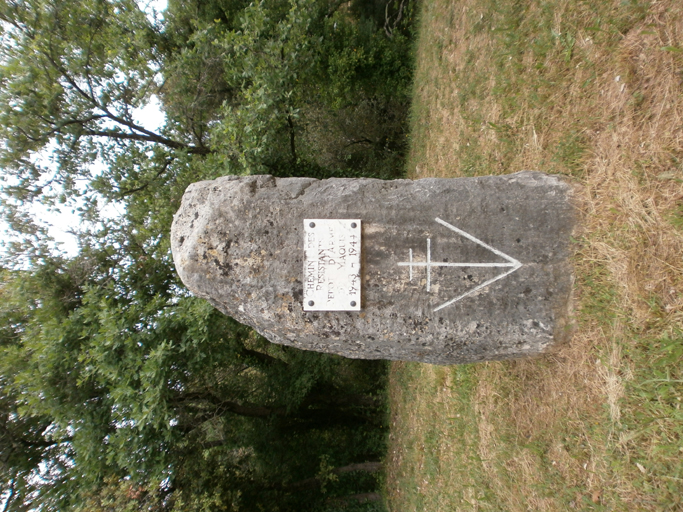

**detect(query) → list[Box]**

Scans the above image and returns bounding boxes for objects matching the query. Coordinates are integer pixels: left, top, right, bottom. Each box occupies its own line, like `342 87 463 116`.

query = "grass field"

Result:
384 0 683 509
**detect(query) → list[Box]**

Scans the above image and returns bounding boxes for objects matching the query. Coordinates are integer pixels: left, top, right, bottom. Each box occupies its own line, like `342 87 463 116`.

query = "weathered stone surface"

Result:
171 172 576 365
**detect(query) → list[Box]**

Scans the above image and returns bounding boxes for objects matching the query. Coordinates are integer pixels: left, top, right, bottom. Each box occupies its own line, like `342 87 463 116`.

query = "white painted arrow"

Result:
397 217 523 311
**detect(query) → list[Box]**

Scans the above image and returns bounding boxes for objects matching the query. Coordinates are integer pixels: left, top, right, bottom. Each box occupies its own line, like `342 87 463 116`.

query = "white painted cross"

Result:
398 217 523 311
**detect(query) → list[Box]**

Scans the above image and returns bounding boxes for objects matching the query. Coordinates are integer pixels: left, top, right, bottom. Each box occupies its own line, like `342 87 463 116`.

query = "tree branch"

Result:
384 0 408 39
115 158 174 198
343 138 373 149
81 130 212 154
39 45 212 155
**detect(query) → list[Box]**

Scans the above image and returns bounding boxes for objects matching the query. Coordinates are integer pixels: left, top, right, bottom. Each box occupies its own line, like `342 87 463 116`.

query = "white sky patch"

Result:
0 488 11 512
138 0 168 23
133 94 167 133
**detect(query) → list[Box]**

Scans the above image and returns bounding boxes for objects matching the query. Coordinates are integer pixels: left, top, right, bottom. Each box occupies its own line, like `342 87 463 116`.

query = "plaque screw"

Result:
350 301 357 307
308 300 314 306
309 222 315 228
351 222 357 228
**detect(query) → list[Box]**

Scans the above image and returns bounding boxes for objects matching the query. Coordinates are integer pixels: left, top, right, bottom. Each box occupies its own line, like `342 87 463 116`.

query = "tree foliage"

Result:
0 0 414 509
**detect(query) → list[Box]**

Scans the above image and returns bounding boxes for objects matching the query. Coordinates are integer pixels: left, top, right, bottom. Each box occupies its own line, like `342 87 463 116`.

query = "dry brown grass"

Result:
386 0 683 509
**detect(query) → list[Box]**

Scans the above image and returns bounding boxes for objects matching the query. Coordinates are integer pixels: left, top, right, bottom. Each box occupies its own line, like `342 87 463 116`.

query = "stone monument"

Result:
171 172 576 365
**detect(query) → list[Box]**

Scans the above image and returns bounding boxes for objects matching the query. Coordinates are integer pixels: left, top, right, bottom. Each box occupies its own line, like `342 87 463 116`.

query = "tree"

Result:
0 0 413 509
1 252 388 510
0 0 210 201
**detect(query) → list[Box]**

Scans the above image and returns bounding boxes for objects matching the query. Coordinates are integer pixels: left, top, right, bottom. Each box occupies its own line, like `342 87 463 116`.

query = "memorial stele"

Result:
171 172 576 365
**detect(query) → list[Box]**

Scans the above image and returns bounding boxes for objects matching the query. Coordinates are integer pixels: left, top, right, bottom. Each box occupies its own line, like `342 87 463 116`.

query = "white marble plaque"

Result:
303 219 361 311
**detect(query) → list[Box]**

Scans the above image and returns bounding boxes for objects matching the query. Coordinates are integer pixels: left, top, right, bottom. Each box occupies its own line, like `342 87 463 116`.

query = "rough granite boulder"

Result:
171 172 576 365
